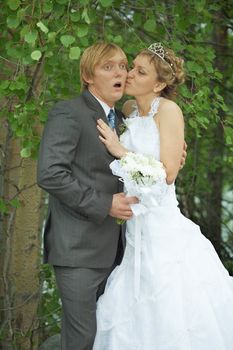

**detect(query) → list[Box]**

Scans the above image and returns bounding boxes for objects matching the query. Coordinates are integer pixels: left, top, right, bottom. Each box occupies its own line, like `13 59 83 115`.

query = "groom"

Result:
37 42 138 350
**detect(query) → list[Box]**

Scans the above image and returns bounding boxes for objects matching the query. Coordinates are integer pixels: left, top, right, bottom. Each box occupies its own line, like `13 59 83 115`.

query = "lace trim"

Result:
129 97 161 119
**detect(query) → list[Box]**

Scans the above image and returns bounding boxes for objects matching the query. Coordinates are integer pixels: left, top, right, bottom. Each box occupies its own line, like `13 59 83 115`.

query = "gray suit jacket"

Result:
37 90 124 268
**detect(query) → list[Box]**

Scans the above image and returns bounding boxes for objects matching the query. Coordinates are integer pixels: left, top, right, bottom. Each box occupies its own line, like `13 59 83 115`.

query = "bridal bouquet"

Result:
110 152 167 224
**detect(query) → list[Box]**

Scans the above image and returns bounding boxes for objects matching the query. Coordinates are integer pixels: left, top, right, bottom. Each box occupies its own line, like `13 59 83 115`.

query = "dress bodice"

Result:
120 97 161 160
120 96 178 209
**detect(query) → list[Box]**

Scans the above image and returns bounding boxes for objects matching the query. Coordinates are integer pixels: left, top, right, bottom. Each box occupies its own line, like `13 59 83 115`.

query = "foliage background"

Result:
0 0 232 349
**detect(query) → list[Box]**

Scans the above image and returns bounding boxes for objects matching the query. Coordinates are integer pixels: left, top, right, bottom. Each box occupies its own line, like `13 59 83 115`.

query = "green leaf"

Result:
24 31 38 44
113 35 123 44
186 61 204 74
7 15 20 29
100 0 113 6
31 50 42 61
144 19 156 32
37 21 49 34
0 81 10 90
226 136 232 145
69 47 81 60
214 71 223 79
15 128 26 137
195 0 206 12
53 4 65 18
20 147 32 158
70 11 80 22
7 0 21 11
9 198 20 208
48 32 56 42
82 8 90 24
79 36 89 47
20 25 30 38
60 35 75 47
77 24 88 38
44 1 53 12
0 199 8 214
17 8 25 20
180 85 192 98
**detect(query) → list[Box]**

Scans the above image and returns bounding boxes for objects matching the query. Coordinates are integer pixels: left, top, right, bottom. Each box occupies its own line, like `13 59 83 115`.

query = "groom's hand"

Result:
180 141 187 169
109 193 138 220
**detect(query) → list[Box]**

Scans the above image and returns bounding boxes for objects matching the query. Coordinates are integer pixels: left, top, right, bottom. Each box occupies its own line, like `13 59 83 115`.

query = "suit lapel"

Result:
82 89 123 135
82 89 108 124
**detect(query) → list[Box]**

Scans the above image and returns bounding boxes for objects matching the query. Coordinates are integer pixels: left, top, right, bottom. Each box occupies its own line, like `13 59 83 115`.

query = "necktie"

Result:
107 109 116 129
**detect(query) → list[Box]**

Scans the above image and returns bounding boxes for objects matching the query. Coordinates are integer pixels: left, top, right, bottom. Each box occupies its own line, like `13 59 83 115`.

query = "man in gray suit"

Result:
37 42 137 350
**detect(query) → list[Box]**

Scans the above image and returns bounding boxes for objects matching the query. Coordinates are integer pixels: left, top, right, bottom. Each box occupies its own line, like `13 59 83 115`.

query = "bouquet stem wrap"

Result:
110 153 168 300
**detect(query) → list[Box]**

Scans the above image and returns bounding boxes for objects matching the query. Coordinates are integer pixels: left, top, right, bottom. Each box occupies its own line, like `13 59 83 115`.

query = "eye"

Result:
120 63 127 70
138 69 146 75
103 64 112 71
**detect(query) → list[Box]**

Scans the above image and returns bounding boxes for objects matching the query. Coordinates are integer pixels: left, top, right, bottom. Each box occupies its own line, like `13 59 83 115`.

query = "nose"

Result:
127 68 134 78
114 65 124 76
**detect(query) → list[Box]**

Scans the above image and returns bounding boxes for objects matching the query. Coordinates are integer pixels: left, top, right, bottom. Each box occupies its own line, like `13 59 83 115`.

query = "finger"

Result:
125 196 139 204
99 135 107 144
97 124 106 134
97 119 108 127
117 213 133 220
97 119 111 131
117 202 134 212
97 126 110 139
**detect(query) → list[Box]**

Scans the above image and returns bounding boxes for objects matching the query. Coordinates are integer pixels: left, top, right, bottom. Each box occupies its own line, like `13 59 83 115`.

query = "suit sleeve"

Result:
37 101 113 224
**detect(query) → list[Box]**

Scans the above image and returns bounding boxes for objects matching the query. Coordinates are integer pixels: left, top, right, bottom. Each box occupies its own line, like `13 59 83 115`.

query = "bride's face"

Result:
125 54 159 97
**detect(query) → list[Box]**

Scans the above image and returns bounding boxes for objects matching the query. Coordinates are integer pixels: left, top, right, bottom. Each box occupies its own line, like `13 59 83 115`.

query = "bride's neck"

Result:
136 94 160 116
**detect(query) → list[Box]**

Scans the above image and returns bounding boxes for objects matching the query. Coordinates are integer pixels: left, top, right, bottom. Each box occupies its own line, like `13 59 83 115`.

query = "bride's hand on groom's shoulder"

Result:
97 119 128 159
180 141 187 169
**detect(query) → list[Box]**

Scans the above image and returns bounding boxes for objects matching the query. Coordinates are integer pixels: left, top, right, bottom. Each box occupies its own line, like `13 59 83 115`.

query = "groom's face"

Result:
87 51 128 107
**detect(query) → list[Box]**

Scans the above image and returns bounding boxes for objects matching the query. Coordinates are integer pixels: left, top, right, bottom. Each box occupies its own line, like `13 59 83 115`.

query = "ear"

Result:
82 73 93 85
153 82 166 93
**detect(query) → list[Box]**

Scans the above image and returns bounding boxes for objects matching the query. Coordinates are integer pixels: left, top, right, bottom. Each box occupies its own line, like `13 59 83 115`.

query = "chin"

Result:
124 87 135 96
113 92 124 101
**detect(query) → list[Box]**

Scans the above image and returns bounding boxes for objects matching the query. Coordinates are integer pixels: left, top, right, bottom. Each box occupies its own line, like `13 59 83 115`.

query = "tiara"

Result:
147 42 175 75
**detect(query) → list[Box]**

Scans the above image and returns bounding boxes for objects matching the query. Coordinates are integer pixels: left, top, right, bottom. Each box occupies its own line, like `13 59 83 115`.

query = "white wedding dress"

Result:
93 98 233 350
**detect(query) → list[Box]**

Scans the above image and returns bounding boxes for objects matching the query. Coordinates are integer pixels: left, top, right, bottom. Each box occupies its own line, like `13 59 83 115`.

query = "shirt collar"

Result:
88 91 115 117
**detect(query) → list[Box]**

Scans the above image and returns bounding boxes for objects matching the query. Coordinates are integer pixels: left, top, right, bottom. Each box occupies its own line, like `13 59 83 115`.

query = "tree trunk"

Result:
0 62 44 349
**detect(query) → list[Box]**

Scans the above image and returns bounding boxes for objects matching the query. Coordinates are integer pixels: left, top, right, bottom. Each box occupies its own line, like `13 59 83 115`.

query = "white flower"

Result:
117 152 166 186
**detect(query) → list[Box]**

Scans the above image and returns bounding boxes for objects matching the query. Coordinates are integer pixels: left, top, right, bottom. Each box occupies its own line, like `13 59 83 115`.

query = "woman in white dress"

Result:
93 43 233 350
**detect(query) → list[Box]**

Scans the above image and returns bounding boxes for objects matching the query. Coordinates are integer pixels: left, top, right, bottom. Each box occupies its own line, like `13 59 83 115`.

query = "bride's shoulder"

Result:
158 98 184 124
159 98 182 113
122 99 137 118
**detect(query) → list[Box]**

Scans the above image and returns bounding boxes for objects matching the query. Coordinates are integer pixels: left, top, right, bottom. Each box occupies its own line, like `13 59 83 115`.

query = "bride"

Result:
93 43 233 350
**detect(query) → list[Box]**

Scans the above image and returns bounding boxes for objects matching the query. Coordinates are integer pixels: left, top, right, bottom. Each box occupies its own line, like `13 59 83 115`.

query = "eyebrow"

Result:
103 58 127 64
132 62 148 71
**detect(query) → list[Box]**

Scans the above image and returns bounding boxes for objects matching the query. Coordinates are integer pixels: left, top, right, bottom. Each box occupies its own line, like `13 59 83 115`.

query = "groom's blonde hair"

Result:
80 42 127 90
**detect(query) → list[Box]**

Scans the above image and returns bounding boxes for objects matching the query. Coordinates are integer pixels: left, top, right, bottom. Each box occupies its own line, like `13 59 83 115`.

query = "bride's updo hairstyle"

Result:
139 43 185 100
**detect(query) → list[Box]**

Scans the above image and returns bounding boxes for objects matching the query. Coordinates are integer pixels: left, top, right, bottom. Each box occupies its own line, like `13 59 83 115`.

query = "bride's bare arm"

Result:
97 120 128 158
158 100 184 185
